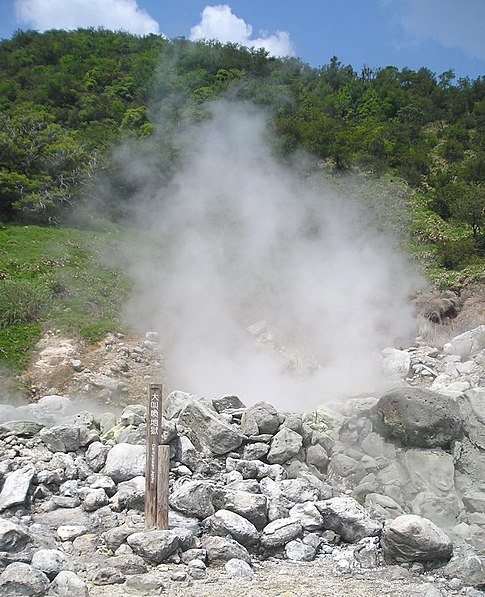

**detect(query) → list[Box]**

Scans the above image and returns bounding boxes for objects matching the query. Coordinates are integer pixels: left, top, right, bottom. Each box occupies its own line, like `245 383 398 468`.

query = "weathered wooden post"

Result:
145 383 169 528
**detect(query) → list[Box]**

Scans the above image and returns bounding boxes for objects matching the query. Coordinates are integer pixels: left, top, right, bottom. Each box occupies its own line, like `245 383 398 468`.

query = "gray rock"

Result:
84 442 110 472
0 464 35 512
101 525 138 552
261 518 303 549
56 526 89 542
47 570 89 597
374 387 463 448
124 573 164 591
0 420 44 439
187 558 207 579
289 502 325 531
316 496 381 543
459 388 485 450
164 391 195 419
285 539 316 561
243 442 270 460
120 404 146 426
127 530 179 563
364 493 405 522
202 535 251 564
306 443 329 473
444 326 485 358
0 562 50 596
0 519 30 552
225 558 254 578
173 435 198 469
39 424 94 452
178 400 244 455
212 395 246 413
226 457 284 480
108 554 147 575
245 402 280 434
267 428 303 464
82 488 109 512
170 479 215 519
206 509 259 546
102 443 145 482
444 551 485 588
381 348 411 379
381 514 453 563
31 549 70 580
216 488 268 529
90 567 125 585
111 476 145 511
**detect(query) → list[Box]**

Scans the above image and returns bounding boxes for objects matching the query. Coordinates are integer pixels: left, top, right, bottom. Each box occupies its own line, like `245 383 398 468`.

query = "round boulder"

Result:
373 387 462 448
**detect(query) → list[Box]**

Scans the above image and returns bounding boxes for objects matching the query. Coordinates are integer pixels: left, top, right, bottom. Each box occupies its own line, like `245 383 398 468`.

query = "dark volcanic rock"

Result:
373 387 463 448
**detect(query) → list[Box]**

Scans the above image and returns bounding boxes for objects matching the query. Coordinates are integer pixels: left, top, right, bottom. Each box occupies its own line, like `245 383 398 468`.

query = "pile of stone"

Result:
3 328 485 595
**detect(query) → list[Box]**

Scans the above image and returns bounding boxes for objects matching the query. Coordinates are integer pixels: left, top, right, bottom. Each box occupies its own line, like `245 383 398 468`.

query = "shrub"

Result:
436 238 476 270
0 279 49 327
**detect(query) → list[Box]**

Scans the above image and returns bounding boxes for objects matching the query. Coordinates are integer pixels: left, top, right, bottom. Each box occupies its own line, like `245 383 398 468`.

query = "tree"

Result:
452 182 485 237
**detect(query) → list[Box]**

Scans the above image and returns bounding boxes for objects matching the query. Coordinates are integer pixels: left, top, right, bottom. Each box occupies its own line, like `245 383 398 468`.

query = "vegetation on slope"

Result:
0 28 484 372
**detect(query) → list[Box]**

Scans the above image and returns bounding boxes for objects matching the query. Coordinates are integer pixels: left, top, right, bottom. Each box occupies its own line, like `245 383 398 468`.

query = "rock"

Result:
56 526 89 542
206 509 259 546
243 442 270 461
216 488 268 529
381 514 453 563
381 348 411 379
124 573 164 591
459 388 485 450
226 457 284 480
444 326 485 358
285 539 316 561
127 530 180 564
90 567 125 585
107 554 147 575
164 391 195 419
40 424 95 452
364 493 405 522
84 442 110 472
0 420 44 439
212 395 246 413
170 479 215 519
31 548 70 580
289 502 325 531
112 476 145 511
261 518 303 549
173 435 198 469
178 399 244 455
0 562 50 596
0 519 30 552
82 487 109 511
267 428 303 464
316 496 381 543
202 535 251 564
225 558 254 578
120 404 146 426
187 558 207 579
306 443 329 473
47 570 89 597
245 402 280 434
0 464 35 511
374 387 463 448
102 443 145 482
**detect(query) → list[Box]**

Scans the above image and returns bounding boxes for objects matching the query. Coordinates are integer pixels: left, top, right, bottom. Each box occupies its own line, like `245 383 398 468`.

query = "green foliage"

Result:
0 322 42 372
0 279 48 326
436 238 477 270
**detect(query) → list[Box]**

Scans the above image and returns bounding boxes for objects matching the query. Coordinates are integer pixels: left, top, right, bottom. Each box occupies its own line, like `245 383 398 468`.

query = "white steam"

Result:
124 102 420 411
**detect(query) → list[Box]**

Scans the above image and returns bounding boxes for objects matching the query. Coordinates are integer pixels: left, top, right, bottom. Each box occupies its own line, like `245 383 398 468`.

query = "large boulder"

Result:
316 496 381 543
178 400 244 455
381 514 453 563
0 464 35 512
373 387 462 448
102 443 146 482
0 562 50 596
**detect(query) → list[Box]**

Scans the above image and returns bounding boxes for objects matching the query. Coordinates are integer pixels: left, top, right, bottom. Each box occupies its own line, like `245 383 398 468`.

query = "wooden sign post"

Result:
145 383 169 529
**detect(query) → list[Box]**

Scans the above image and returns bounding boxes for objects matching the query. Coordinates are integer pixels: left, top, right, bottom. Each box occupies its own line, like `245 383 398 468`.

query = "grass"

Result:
0 222 131 372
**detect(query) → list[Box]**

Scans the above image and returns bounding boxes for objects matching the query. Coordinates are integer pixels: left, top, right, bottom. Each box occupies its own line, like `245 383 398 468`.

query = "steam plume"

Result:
124 102 420 411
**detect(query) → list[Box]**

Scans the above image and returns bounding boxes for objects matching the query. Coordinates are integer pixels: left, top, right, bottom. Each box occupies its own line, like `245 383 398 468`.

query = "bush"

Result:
436 238 476 270
0 279 49 326
0 323 42 371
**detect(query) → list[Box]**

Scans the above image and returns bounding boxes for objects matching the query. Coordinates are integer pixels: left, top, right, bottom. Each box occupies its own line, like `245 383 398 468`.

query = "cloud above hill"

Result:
385 0 485 61
190 4 295 58
14 0 160 35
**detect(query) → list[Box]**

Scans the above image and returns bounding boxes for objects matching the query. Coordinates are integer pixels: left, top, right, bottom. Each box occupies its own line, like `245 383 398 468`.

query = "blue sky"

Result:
0 0 484 80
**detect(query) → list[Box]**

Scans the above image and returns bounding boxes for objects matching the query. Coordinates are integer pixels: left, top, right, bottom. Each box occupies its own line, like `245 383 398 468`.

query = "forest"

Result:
0 28 484 230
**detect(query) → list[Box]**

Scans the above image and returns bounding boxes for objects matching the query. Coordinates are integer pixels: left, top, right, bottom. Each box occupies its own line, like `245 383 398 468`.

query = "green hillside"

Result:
1 29 485 373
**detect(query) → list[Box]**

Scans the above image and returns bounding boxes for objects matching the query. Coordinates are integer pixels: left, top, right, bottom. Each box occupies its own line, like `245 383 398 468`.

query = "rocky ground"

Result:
2 319 485 596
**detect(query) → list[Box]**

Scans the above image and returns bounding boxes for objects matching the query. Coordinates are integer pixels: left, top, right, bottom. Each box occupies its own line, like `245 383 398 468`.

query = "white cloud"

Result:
14 0 160 35
190 4 295 58
386 0 485 62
